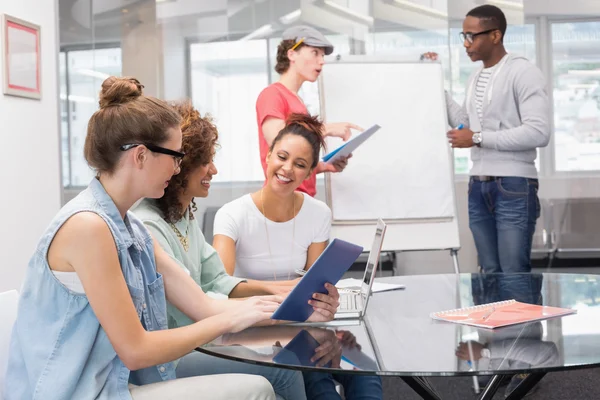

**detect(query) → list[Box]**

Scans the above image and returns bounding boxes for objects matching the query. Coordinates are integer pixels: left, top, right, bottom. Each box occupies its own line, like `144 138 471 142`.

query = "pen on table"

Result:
481 306 496 321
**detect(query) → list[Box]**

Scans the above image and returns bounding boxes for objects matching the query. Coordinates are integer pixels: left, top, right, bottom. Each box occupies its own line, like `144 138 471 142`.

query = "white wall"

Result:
0 0 61 292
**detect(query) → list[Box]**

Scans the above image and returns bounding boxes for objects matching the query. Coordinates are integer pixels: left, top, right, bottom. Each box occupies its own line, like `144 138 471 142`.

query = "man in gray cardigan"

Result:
423 5 551 276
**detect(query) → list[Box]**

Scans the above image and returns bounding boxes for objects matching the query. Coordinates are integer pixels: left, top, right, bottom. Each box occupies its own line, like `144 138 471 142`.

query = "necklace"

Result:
261 189 296 281
169 221 189 252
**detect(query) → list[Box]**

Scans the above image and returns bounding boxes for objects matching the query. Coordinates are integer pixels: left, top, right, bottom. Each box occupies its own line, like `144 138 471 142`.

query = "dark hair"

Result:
467 5 507 42
275 39 306 74
269 113 325 169
84 76 181 175
156 101 219 223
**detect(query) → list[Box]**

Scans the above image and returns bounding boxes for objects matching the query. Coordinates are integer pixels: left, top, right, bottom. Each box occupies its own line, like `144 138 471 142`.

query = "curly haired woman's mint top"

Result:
4 178 175 400
132 198 246 329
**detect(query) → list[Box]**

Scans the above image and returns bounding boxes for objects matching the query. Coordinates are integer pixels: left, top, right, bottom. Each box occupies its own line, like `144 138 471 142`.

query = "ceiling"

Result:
58 0 600 49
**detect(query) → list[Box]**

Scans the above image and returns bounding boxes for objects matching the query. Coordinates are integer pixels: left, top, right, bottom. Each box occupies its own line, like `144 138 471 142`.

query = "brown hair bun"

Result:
99 76 144 108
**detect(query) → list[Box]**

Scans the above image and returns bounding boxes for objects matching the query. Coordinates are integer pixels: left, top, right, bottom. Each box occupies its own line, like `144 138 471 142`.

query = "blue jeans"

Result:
468 176 540 274
176 351 306 400
302 372 383 400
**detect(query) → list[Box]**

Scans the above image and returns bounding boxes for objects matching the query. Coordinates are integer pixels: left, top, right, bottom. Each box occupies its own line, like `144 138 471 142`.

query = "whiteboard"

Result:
319 59 460 252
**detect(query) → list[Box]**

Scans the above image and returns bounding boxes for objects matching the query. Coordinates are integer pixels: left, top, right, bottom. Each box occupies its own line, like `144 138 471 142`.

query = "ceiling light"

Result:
239 24 274 41
392 0 447 18
485 0 524 11
280 9 301 25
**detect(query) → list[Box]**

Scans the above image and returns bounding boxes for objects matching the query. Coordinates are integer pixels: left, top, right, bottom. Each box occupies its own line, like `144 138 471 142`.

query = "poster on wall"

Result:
1 14 41 100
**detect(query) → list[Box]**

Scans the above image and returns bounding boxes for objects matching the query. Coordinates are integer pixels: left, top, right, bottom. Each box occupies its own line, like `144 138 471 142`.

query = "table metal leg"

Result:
504 372 546 400
416 377 437 393
477 374 505 400
399 376 442 400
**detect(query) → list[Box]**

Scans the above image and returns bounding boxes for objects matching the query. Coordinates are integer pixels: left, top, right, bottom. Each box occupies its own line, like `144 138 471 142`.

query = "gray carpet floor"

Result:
381 368 600 399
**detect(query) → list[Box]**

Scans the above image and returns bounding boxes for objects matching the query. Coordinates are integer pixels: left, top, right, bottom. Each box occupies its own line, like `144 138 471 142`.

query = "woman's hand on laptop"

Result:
226 296 283 332
306 283 340 322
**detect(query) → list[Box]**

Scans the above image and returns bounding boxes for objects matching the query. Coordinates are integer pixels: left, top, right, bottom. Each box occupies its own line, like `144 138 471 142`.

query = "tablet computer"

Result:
272 329 330 368
322 124 381 163
271 238 363 322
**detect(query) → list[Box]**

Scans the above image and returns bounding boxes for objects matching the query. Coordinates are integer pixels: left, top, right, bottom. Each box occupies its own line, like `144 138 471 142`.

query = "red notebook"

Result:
430 299 576 329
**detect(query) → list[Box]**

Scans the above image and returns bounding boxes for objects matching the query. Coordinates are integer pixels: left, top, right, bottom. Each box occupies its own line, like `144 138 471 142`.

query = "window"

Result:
551 21 600 172
60 47 122 187
189 39 270 183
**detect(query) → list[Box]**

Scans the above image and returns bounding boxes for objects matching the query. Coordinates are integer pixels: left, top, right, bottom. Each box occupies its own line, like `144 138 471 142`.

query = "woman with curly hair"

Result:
133 101 341 400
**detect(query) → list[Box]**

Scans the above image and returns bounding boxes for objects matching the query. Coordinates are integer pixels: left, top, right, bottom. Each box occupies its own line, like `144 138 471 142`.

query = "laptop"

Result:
335 219 387 319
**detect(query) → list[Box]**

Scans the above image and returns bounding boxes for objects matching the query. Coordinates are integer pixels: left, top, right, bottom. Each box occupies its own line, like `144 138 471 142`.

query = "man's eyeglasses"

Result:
120 143 185 167
459 29 498 44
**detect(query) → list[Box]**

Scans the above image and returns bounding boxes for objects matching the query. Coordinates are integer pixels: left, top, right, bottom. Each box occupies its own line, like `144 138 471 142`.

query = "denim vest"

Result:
3 178 175 400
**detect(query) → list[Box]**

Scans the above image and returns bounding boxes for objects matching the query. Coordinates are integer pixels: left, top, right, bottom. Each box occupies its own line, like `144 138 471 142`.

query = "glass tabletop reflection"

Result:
196 273 600 377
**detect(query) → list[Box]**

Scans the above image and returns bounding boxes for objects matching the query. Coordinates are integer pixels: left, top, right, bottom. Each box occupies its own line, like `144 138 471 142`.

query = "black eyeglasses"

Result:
459 29 498 44
120 143 185 167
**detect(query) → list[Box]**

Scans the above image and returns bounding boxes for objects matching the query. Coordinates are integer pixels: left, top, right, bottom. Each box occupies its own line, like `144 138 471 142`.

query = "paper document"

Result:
322 124 381 163
336 278 405 294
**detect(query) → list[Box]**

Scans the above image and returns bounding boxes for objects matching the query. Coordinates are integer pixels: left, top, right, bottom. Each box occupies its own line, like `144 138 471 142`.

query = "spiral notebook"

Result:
430 300 576 329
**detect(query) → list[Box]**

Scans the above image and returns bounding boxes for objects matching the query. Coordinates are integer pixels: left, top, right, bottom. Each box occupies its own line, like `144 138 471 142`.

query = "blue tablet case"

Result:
271 238 363 322
272 329 331 368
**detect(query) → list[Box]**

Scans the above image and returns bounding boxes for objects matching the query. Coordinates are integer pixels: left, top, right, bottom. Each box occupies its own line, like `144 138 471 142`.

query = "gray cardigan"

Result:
446 54 551 178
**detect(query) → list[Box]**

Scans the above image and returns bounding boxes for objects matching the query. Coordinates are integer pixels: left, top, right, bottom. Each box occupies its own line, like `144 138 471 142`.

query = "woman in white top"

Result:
213 114 383 400
213 113 331 283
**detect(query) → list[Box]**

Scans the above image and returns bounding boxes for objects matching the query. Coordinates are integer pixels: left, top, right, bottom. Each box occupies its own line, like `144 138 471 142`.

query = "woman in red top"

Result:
256 25 361 197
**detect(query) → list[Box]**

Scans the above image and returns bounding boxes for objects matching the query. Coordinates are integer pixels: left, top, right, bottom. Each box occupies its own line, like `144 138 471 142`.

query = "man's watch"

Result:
472 132 483 146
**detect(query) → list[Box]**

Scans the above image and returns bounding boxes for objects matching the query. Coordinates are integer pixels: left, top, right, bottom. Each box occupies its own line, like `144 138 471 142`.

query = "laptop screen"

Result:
361 219 387 300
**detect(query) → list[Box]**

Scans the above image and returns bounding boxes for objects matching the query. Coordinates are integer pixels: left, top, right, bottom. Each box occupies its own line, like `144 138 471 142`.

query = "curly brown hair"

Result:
274 39 306 74
155 100 219 223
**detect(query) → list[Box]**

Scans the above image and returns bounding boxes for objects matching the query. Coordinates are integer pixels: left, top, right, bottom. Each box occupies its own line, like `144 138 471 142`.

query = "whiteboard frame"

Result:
318 57 461 252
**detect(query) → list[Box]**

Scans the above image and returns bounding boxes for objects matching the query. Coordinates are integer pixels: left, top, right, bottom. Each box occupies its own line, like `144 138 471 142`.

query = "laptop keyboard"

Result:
339 293 359 311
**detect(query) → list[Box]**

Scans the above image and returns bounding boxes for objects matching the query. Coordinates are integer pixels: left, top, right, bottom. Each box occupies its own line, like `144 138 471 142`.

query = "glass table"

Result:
196 273 600 399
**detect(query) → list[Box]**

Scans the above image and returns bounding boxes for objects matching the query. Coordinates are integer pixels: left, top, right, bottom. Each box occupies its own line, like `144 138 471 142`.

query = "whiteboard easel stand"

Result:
389 247 460 276
318 57 462 276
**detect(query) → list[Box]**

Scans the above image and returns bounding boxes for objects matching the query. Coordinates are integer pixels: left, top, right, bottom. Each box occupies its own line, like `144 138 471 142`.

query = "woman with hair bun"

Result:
214 113 383 400
215 113 334 282
256 25 362 198
3 76 281 400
